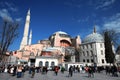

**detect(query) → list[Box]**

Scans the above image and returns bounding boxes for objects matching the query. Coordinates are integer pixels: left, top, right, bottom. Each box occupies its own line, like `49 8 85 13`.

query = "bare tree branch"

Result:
0 20 19 62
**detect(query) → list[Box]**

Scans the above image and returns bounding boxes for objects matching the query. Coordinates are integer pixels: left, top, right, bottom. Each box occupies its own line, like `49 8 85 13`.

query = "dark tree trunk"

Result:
104 31 115 64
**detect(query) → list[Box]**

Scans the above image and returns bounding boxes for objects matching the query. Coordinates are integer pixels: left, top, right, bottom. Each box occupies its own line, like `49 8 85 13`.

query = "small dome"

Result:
83 32 104 43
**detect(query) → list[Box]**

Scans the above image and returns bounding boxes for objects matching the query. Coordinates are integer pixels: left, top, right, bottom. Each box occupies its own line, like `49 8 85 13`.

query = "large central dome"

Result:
53 31 67 35
52 31 71 38
83 32 104 43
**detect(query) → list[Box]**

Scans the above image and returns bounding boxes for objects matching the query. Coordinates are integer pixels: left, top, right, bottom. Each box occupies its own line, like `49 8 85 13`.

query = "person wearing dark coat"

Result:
12 66 17 76
54 66 59 75
31 66 36 78
111 65 118 77
69 66 73 77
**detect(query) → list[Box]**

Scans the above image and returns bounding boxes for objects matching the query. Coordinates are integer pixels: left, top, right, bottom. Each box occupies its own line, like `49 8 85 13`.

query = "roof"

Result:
83 32 104 43
18 59 27 62
42 47 60 52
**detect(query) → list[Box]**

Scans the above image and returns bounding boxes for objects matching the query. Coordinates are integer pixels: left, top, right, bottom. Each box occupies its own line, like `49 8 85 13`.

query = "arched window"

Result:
39 61 43 67
45 61 49 67
51 61 55 66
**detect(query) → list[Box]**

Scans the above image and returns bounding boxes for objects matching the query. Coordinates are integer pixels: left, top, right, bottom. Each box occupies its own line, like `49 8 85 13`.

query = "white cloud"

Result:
0 2 21 22
15 18 22 22
103 13 120 33
0 9 13 22
5 2 17 12
10 7 17 12
5 2 12 7
77 16 89 23
64 1 82 8
96 0 116 10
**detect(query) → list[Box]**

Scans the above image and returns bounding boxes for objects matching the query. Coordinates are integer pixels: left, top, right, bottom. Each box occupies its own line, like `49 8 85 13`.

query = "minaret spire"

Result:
28 29 32 45
20 9 30 50
28 8 30 15
93 25 96 33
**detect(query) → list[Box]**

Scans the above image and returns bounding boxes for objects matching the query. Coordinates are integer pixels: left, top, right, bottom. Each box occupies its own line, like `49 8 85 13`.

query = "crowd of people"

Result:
0 64 120 78
67 65 120 78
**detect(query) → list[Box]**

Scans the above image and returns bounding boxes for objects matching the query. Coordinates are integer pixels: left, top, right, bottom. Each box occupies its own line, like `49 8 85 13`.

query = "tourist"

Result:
31 65 35 78
88 66 94 77
17 65 22 78
54 66 59 75
61 67 65 73
68 66 73 77
12 65 17 76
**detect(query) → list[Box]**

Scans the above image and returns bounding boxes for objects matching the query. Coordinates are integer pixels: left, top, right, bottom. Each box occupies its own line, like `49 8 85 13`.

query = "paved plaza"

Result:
0 71 120 80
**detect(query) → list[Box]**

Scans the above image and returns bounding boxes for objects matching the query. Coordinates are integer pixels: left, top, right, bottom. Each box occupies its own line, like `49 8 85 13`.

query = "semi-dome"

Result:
83 32 104 43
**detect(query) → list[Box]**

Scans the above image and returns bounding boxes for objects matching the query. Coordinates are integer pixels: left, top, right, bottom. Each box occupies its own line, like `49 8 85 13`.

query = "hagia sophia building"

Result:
11 9 109 69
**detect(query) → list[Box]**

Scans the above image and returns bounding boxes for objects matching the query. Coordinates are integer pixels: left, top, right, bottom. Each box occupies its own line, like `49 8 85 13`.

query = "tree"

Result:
103 29 118 64
116 46 120 54
0 20 19 62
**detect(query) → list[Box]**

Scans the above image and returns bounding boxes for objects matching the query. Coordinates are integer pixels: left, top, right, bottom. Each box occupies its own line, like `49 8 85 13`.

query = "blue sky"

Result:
0 0 120 51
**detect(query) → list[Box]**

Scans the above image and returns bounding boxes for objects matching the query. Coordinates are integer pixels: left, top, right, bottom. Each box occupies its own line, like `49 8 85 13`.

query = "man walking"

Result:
69 66 73 77
31 65 35 78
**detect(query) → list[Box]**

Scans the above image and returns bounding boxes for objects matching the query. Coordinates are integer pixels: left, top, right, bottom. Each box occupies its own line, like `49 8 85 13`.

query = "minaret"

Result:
28 29 32 45
93 25 96 33
20 9 30 50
